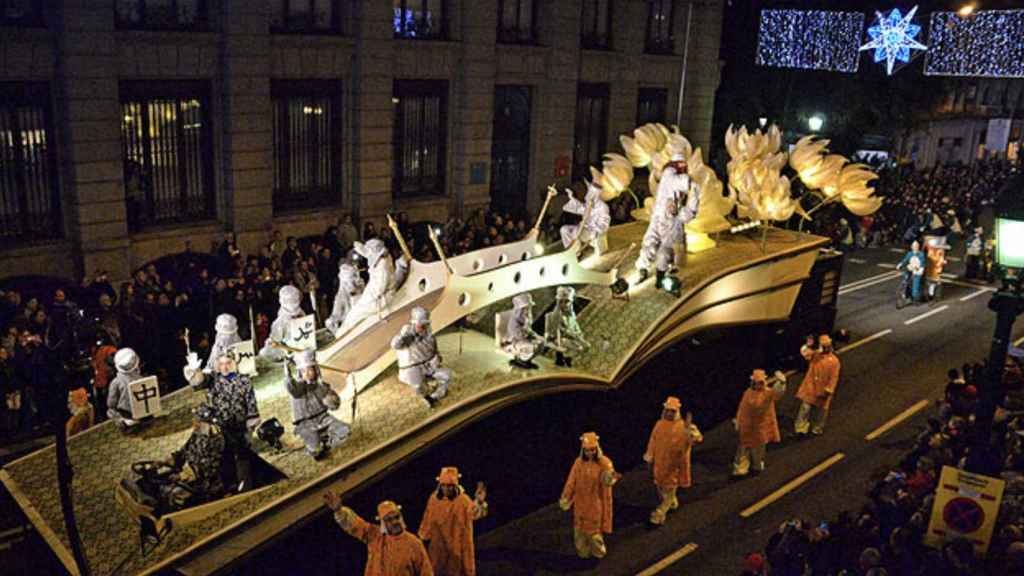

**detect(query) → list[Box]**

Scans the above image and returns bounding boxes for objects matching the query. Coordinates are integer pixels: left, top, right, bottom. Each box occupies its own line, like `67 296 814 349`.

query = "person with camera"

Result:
285 349 349 460
733 369 788 477
184 350 260 492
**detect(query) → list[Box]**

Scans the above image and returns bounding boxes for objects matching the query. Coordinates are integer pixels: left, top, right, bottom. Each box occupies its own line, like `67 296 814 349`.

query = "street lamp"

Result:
958 3 977 18
974 174 1024 460
808 115 824 132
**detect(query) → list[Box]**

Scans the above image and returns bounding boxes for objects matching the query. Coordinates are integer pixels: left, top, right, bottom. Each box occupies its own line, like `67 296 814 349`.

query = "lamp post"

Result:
974 174 1024 460
675 1 694 126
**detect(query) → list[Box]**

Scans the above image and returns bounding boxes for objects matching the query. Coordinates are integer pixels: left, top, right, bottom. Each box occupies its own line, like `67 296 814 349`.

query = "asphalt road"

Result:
472 245 1024 576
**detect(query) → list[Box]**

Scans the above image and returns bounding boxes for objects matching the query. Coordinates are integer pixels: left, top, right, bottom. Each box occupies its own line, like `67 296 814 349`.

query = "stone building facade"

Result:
0 0 723 282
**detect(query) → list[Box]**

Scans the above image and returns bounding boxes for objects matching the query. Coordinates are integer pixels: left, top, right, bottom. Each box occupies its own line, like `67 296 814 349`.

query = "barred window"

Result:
1 0 46 27
393 0 446 40
637 87 668 126
120 82 215 232
0 83 61 244
115 0 210 31
270 0 341 34
573 83 609 181
645 0 675 54
272 80 342 213
580 0 612 50
497 0 536 45
393 80 448 198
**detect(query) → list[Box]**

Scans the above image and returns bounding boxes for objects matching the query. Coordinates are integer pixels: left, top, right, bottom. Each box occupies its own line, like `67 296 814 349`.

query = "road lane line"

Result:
904 305 949 325
841 270 901 290
837 329 892 355
889 248 905 254
960 288 991 302
739 453 846 518
941 273 958 280
838 272 901 295
865 399 930 441
635 542 699 576
848 257 867 264
944 279 996 291
948 256 962 262
877 263 897 269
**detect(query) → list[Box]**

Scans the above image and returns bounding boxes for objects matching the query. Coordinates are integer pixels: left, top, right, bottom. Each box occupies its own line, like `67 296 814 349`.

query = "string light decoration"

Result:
755 10 865 73
925 10 1024 78
859 6 928 76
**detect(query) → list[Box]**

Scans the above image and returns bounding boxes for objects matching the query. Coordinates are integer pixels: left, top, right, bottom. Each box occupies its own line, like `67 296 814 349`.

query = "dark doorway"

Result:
490 85 532 217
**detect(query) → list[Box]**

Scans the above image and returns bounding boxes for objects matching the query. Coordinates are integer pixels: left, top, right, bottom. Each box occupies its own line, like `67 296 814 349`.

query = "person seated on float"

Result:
339 239 409 334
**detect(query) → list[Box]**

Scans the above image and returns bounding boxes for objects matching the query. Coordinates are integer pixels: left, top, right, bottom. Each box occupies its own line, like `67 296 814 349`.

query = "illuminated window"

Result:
0 83 61 243
393 80 448 197
115 0 210 31
393 0 447 40
120 81 214 231
645 0 675 54
272 81 342 213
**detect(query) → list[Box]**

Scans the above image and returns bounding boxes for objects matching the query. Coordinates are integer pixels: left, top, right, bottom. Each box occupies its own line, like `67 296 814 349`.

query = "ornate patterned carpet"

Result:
1 224 824 575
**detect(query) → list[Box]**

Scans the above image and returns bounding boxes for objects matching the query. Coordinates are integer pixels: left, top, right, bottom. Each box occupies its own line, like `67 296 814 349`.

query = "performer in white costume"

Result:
635 153 701 289
206 313 241 372
560 181 611 253
107 347 143 431
545 286 589 367
285 350 349 460
502 293 545 370
339 239 409 334
259 285 305 362
326 263 364 335
390 307 451 407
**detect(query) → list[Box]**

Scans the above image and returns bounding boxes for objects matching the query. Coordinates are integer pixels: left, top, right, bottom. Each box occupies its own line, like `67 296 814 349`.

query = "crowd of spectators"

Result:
741 356 1024 576
1 201 609 445
808 159 1018 252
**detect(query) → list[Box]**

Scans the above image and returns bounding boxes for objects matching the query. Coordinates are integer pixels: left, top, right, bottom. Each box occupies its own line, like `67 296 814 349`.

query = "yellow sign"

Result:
925 465 1005 556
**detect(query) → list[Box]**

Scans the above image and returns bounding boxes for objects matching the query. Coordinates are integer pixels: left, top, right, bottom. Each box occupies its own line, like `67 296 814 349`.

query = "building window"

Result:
0 83 61 244
115 0 210 31
573 83 609 181
393 0 446 40
637 87 668 126
497 0 536 45
1 0 45 27
270 0 341 34
645 0 675 54
393 80 448 198
271 81 342 213
580 0 612 50
120 81 214 232
953 137 964 147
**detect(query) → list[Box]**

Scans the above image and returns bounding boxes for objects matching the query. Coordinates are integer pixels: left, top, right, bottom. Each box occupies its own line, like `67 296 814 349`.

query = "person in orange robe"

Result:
559 431 620 558
643 396 703 525
417 467 488 576
733 369 787 476
795 334 841 436
325 493 434 576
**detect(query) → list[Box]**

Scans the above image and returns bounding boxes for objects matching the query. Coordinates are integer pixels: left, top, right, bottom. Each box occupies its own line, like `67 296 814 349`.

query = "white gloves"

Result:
774 370 787 383
184 352 204 385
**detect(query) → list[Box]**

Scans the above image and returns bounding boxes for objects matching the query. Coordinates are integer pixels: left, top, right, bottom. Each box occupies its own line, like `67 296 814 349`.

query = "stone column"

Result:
54 0 130 279
219 0 273 254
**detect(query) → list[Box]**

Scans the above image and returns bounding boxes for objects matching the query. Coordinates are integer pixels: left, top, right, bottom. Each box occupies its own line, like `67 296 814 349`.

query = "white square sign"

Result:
287 314 317 350
128 376 162 420
229 340 258 376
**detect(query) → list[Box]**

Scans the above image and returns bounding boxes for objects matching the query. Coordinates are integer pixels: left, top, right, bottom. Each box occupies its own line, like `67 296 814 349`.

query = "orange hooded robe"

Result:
644 419 700 489
417 490 480 576
560 453 616 535
335 507 434 576
796 352 840 410
736 385 784 448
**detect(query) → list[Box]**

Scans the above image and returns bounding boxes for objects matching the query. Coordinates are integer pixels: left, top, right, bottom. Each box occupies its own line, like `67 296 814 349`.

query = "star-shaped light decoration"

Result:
859 6 927 75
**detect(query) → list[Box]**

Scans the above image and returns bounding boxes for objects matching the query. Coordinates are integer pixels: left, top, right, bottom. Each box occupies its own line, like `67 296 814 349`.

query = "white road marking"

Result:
877 263 897 269
960 288 991 302
941 273 958 280
838 272 901 295
635 542 700 576
842 270 901 290
848 258 867 264
947 256 961 262
944 279 996 291
739 453 846 518
889 248 905 254
904 305 949 325
837 329 893 355
865 399 930 441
